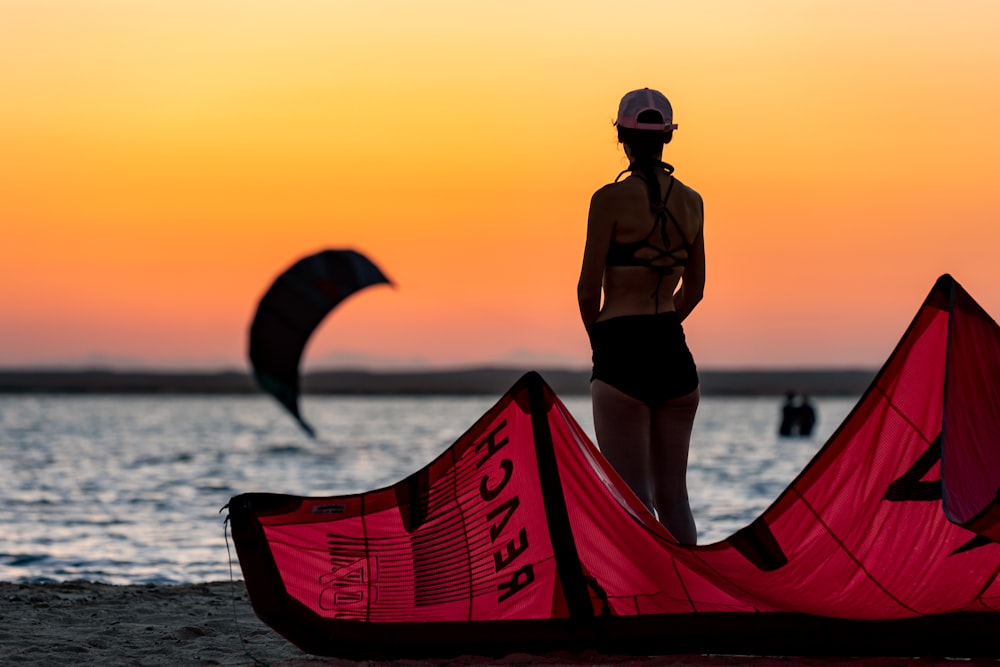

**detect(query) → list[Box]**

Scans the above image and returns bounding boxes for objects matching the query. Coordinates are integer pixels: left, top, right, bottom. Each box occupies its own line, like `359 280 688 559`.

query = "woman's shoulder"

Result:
591 176 642 205
670 177 705 224
671 176 703 207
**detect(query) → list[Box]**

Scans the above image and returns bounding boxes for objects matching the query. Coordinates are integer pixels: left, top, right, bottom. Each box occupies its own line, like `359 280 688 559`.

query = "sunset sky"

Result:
2 1 998 372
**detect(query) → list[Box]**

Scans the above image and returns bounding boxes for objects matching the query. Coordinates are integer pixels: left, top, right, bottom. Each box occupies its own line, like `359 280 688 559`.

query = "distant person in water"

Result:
779 391 798 437
798 394 817 436
779 391 817 437
577 88 706 545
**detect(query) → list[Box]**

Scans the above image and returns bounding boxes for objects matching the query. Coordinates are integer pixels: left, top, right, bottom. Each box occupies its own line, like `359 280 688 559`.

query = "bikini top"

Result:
605 163 693 310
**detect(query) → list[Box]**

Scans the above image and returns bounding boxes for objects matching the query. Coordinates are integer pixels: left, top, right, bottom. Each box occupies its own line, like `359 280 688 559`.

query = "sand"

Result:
0 580 995 667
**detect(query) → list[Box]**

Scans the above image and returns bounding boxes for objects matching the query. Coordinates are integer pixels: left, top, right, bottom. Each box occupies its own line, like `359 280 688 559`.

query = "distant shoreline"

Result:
0 367 876 397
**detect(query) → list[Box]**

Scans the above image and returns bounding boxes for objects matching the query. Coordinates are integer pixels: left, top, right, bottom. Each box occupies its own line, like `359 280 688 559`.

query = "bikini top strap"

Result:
614 160 675 183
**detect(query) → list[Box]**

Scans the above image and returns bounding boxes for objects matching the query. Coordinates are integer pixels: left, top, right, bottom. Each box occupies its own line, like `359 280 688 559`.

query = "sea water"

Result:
0 393 855 585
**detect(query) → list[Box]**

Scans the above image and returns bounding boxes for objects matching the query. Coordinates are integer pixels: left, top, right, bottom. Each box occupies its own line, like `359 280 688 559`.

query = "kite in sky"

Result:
248 249 391 436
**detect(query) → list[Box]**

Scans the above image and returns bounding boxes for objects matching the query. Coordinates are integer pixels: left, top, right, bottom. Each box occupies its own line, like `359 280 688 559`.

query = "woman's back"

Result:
594 169 704 321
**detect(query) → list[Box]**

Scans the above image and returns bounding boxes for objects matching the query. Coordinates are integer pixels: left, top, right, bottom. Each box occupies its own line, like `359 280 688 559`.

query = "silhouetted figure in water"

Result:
779 391 798 436
797 394 816 436
779 391 817 437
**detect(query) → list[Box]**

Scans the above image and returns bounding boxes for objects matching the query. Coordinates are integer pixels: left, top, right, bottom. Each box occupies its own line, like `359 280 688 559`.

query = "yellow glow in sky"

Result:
1 1 998 370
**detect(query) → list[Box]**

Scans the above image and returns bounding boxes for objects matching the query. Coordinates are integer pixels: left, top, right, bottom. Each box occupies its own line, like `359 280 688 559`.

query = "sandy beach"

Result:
0 580 995 667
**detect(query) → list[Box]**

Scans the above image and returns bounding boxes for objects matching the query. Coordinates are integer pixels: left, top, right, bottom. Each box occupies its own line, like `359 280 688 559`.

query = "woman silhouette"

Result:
577 88 706 544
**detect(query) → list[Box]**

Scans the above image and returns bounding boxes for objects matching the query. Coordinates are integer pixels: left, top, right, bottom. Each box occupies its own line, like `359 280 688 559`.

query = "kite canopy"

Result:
248 249 391 436
229 275 1000 658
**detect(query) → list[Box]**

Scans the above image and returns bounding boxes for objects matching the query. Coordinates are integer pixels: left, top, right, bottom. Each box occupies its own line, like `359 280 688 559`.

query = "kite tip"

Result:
297 418 317 439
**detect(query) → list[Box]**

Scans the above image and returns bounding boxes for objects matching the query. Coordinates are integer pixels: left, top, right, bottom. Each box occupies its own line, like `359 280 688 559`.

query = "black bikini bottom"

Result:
589 311 699 406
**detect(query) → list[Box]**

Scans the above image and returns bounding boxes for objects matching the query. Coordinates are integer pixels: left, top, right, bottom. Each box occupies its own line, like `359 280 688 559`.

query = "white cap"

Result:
616 88 678 132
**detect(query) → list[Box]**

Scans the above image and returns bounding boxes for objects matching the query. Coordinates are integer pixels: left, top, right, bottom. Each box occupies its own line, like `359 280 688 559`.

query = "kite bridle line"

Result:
221 506 270 667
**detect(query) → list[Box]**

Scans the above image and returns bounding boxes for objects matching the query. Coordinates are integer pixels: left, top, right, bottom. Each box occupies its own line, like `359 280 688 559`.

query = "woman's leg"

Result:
591 379 654 514
650 387 700 544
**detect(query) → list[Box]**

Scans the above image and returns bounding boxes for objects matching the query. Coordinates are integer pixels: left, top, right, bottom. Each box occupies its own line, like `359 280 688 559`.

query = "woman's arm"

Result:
674 195 705 323
577 188 615 332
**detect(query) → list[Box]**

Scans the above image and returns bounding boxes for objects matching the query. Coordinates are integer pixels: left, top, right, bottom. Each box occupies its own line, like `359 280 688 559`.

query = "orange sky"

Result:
1 1 998 371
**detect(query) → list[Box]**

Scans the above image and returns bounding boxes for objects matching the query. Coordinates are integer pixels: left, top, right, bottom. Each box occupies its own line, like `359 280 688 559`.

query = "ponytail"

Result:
616 123 672 212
